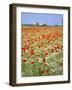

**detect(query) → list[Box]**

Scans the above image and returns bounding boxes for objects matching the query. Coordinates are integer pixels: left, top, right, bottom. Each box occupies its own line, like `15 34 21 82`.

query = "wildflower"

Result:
42 34 45 39
22 59 26 62
41 70 44 74
56 45 60 49
45 52 48 56
43 58 46 63
31 61 34 64
30 50 34 55
46 70 49 73
22 47 26 52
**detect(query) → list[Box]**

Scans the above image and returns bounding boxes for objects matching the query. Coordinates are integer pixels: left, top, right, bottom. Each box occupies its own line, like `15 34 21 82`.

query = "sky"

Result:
21 12 63 26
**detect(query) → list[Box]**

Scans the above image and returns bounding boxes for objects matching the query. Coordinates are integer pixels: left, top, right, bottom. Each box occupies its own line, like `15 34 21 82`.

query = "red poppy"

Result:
45 52 48 56
31 61 34 64
57 45 60 49
30 50 34 55
27 40 29 42
22 59 26 62
42 34 45 39
51 48 54 53
22 47 26 52
46 70 49 73
43 58 46 63
41 70 44 74
46 35 50 39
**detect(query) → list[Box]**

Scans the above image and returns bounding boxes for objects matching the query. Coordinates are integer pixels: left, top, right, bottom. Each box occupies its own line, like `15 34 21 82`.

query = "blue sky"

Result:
21 12 63 26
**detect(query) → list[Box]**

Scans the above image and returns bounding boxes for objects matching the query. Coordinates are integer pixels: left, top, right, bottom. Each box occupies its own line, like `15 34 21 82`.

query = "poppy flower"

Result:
42 34 45 39
22 59 26 62
45 52 48 56
31 61 34 64
30 50 34 55
43 58 46 63
46 35 50 39
41 70 44 74
56 45 60 49
22 47 26 52
27 40 29 42
46 70 49 73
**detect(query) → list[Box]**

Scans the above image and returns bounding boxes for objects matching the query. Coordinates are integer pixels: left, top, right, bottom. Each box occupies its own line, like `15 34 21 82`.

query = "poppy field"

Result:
21 26 63 77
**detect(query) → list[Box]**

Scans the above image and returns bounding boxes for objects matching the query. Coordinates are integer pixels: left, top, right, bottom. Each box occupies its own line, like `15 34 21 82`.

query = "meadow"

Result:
21 26 63 77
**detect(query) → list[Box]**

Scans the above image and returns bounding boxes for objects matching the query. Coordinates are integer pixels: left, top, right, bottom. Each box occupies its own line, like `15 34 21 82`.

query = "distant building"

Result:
33 22 48 26
35 22 39 26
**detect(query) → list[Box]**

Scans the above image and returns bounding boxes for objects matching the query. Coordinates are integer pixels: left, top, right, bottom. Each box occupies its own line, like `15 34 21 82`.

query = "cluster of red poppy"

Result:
41 70 49 74
21 27 63 76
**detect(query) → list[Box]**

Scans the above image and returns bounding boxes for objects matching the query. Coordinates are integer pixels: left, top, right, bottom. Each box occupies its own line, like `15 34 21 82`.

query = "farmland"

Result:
21 26 63 77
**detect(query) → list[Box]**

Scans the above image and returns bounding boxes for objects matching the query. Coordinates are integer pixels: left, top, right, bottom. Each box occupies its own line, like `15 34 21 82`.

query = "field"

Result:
21 26 63 77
